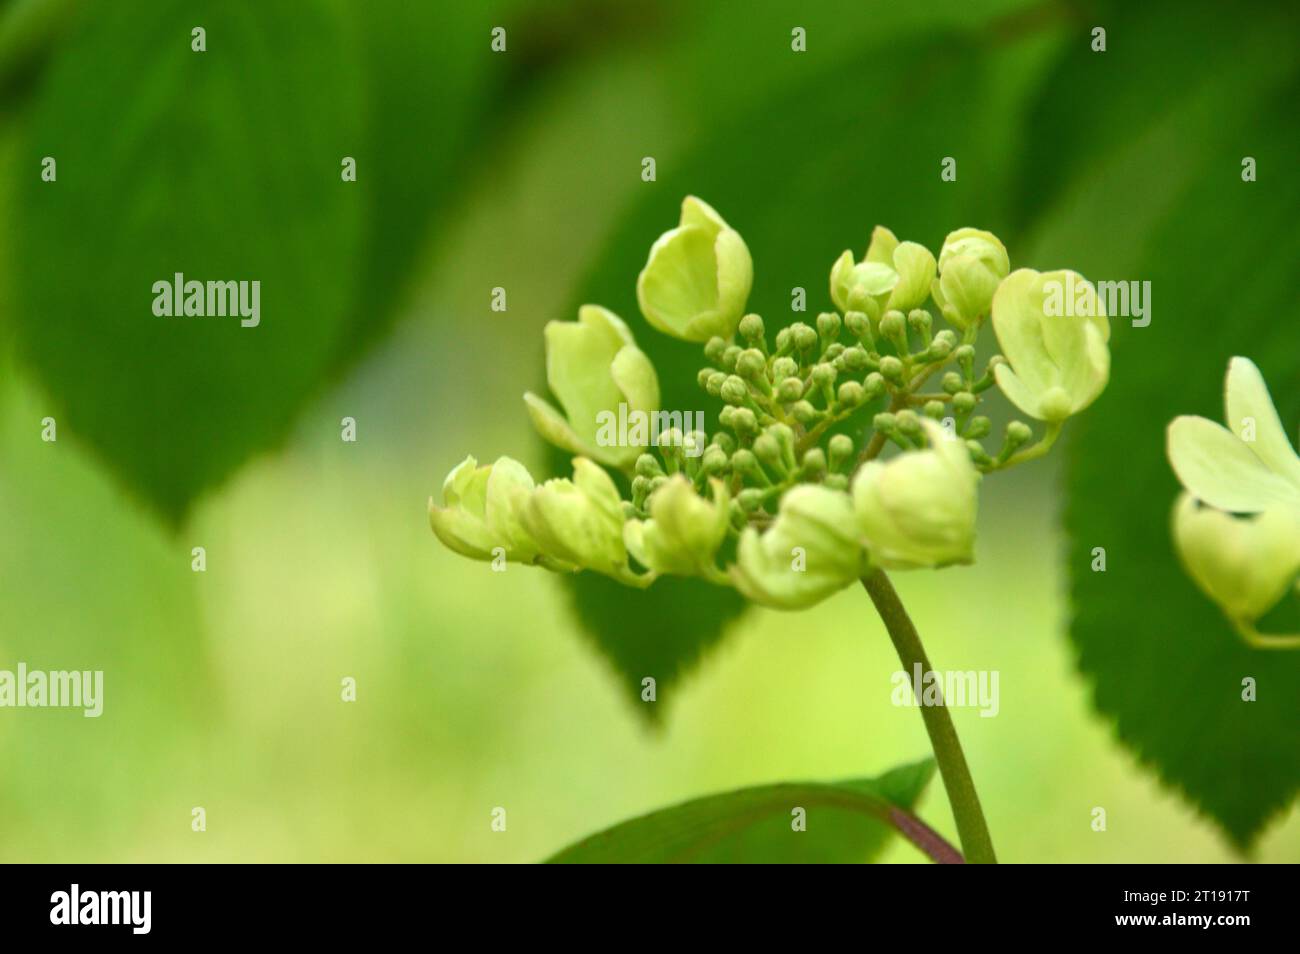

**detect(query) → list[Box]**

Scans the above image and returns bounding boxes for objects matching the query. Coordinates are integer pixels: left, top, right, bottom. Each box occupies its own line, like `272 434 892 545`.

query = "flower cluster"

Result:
431 196 1112 609
1167 358 1300 646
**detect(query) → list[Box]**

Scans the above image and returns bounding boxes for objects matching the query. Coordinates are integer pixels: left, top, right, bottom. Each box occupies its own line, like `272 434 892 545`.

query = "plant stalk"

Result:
861 569 998 863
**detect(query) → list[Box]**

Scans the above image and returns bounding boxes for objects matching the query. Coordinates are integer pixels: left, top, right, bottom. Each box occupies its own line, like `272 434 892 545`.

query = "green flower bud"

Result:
853 420 980 569
923 400 946 420
828 434 854 471
524 305 660 469
776 377 804 403
942 371 963 394
878 309 906 343
736 348 767 381
1006 420 1032 445
429 455 543 564
771 355 797 379
840 346 871 372
801 447 828 479
844 310 872 341
895 409 922 437
637 196 753 342
521 457 642 582
721 344 742 371
991 269 1110 422
730 485 868 609
635 453 663 479
863 372 886 399
731 407 759 434
879 356 904 383
830 227 936 314
965 416 992 439
931 228 1010 328
774 327 792 353
711 431 737 454
791 400 818 425
696 367 717 390
1172 494 1300 623
718 405 737 429
824 473 849 491
925 334 954 361
811 362 837 389
753 433 784 472
816 311 842 342
737 487 766 513
907 309 933 338
704 336 727 364
823 342 846 362
838 381 865 408
790 322 818 352
953 391 977 414
623 475 731 580
720 374 750 406
706 371 727 397
738 312 765 342
701 445 729 476
873 411 898 434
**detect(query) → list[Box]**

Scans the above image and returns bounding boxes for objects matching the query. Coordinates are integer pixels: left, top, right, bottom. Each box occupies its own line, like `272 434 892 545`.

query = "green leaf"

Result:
1053 6 1300 847
545 758 940 863
11 0 364 523
551 20 1057 715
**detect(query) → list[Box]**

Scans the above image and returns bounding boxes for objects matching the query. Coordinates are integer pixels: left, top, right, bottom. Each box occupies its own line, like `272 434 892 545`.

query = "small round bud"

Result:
731 407 758 434
847 286 872 313
1006 420 1033 449
895 410 921 436
811 362 837 388
721 345 742 371
844 311 871 340
772 356 798 380
837 381 865 407
953 391 977 414
880 355 904 382
801 447 827 478
720 375 749 406
791 400 818 424
824 473 849 491
736 348 767 381
718 405 736 428
927 335 953 360
823 342 845 362
907 309 932 335
701 445 728 475
753 433 782 469
683 430 708 457
711 431 736 455
816 311 842 341
841 346 871 372
828 434 854 470
776 377 803 403
659 427 684 453
863 372 886 398
739 313 765 341
878 310 905 340
923 400 946 420
873 412 898 433
631 475 651 498
635 453 663 479
791 322 818 352
774 327 792 352
704 337 727 364
965 416 992 439
942 371 963 394
737 487 766 512
648 475 668 494
706 371 727 397
696 367 716 389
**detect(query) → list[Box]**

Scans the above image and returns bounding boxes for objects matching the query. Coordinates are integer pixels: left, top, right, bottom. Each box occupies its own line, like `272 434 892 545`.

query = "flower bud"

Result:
721 344 742 371
830 227 936 315
521 457 641 583
706 371 726 397
772 355 799 380
844 310 872 342
720 374 750 406
524 305 660 469
730 486 868 609
991 268 1110 422
790 322 818 352
931 228 1010 328
879 355 904 383
941 371 963 394
1172 494 1300 623
828 434 854 471
863 372 886 399
776 376 804 403
635 453 663 479
704 336 727 364
738 313 765 342
953 391 977 414
731 406 758 434
623 476 731 580
838 381 865 408
840 346 871 372
895 409 922 438
736 348 767 381
429 455 543 564
637 196 753 342
791 400 818 424
801 447 828 479
965 416 991 440
811 362 837 389
816 311 842 342
853 420 979 569
922 400 946 420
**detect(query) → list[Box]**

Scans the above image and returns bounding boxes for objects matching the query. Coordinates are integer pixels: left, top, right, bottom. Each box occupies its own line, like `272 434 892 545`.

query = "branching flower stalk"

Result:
430 196 1113 864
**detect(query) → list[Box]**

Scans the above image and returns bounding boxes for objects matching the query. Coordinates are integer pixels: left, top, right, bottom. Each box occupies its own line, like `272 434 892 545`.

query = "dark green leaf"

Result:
1060 70 1300 852
12 0 364 523
546 758 939 863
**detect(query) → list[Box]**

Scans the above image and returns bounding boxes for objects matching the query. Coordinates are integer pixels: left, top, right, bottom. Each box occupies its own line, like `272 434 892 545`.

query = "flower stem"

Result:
861 569 998 864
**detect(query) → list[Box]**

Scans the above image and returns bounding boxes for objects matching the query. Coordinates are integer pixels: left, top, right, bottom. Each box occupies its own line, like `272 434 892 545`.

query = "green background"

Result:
0 0 1297 862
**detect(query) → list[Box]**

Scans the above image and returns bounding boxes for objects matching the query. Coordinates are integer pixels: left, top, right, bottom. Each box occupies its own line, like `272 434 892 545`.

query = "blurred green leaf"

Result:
1060 63 1300 847
553 17 1060 716
546 757 939 863
11 0 364 523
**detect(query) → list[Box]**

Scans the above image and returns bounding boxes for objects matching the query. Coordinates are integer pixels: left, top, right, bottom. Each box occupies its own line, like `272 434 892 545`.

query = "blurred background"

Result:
0 0 1297 862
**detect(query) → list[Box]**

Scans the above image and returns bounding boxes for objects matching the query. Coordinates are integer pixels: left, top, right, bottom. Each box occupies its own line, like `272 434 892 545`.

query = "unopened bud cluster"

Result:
431 196 1112 609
